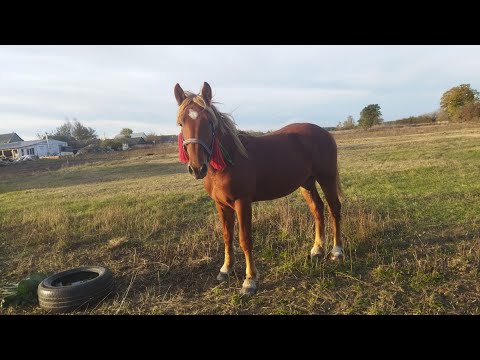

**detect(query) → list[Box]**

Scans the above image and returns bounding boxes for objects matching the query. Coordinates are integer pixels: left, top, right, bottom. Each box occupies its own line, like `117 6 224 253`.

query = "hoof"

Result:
310 246 325 259
240 287 256 296
330 253 344 262
240 278 257 296
329 246 344 262
216 272 230 282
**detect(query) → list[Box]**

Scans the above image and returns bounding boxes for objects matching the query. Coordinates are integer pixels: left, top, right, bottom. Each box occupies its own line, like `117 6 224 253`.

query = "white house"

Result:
0 139 68 159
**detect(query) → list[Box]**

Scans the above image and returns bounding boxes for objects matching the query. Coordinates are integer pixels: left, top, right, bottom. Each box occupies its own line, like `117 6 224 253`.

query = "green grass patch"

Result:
1 125 480 314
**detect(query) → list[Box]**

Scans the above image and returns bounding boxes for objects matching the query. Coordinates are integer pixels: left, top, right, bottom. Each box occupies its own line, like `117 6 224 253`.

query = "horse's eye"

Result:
179 123 183 127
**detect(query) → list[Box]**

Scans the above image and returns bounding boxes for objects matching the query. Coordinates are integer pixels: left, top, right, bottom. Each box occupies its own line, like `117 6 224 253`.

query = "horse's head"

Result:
175 82 215 179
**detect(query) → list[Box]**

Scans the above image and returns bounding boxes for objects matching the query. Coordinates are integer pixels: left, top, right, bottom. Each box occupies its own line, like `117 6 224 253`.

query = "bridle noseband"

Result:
181 121 215 162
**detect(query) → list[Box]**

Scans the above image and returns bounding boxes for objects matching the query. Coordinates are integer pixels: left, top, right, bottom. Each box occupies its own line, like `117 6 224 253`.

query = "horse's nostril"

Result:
188 165 194 175
201 164 208 176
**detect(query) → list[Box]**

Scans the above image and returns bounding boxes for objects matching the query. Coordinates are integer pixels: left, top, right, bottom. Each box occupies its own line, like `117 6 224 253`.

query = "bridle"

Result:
181 121 215 162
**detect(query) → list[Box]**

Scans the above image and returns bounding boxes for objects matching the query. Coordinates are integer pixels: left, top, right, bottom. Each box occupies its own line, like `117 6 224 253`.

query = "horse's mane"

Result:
177 92 248 158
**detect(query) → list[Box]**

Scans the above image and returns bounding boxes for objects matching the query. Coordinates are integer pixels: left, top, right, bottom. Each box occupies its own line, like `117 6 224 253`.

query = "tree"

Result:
38 118 73 142
454 102 480 122
440 84 480 119
71 119 97 141
54 120 74 140
335 116 356 130
101 138 123 151
120 128 133 137
39 118 97 147
342 115 356 129
145 132 158 144
358 104 383 129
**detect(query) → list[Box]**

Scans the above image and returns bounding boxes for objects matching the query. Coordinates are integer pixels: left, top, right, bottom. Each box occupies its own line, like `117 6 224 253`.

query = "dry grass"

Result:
1 123 479 314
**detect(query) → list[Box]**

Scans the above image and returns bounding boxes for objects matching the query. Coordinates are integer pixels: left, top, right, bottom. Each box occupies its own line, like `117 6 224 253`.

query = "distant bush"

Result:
101 138 123 151
435 110 450 123
453 102 480 122
389 112 438 125
145 133 158 144
387 104 480 126
242 130 271 137
336 115 356 130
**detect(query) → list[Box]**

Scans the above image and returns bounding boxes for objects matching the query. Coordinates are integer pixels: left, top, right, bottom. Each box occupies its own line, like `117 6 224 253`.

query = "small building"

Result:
129 132 147 143
0 139 68 159
115 132 148 150
115 132 147 143
0 132 24 145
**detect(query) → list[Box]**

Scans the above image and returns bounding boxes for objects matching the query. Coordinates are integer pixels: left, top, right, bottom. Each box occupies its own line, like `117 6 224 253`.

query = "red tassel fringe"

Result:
178 132 227 171
178 133 189 163
210 137 226 171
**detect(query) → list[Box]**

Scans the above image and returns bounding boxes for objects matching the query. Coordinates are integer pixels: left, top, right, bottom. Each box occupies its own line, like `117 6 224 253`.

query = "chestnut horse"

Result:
174 82 343 295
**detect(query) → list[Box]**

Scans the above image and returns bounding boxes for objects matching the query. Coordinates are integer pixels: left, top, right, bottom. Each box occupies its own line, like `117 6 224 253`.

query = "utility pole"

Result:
45 132 50 155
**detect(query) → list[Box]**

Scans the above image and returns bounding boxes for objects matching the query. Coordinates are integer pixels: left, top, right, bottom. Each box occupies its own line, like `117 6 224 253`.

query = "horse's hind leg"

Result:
319 178 343 261
234 198 258 296
300 177 326 259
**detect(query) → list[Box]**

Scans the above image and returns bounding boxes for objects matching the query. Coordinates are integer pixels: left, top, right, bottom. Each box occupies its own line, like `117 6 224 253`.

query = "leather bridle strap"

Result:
182 138 212 156
182 122 215 160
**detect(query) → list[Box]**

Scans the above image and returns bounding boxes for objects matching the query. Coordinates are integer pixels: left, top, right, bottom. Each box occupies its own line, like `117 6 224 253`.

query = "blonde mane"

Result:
177 92 248 158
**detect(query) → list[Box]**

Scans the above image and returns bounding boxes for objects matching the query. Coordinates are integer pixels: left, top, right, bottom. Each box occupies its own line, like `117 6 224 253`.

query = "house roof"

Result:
115 132 147 140
126 137 146 145
131 132 147 139
0 133 24 144
0 139 67 151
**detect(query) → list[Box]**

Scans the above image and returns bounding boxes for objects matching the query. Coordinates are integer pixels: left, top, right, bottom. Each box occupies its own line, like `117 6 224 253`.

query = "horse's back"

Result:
244 123 338 201
270 122 329 137
255 123 337 160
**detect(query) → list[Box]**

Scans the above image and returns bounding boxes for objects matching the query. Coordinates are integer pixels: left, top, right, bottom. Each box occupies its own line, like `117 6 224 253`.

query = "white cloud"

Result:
1 45 480 138
0 113 66 140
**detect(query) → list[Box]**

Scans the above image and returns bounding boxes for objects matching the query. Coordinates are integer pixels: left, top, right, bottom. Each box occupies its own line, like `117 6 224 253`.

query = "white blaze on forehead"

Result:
188 109 198 120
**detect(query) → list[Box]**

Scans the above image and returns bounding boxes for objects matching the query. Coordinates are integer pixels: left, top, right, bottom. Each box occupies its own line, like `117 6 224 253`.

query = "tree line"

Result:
37 121 174 151
337 83 480 130
38 83 479 146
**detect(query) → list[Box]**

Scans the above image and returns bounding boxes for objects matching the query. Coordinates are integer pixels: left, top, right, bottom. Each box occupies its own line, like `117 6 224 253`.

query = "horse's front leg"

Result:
216 202 235 282
235 198 259 296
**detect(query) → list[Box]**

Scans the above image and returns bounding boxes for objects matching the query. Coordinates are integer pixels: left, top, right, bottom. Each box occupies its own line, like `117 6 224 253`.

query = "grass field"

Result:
1 122 479 314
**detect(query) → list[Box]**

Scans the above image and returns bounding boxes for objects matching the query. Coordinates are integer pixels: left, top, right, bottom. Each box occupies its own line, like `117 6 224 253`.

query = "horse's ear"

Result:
201 82 212 106
174 83 186 106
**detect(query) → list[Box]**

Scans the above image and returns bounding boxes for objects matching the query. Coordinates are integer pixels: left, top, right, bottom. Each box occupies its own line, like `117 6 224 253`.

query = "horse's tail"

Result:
336 165 344 201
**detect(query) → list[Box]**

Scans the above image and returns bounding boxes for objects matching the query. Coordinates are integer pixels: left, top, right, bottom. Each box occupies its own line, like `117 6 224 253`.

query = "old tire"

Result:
37 266 114 313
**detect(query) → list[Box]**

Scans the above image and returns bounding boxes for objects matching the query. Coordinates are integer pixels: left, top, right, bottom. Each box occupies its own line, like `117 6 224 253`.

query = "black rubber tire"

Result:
37 266 114 313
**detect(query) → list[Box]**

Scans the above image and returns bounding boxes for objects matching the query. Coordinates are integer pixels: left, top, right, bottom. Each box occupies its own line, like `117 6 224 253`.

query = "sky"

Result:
1 45 480 140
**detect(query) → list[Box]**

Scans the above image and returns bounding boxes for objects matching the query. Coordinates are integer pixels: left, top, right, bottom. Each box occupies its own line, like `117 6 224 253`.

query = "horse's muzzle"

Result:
188 163 208 179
